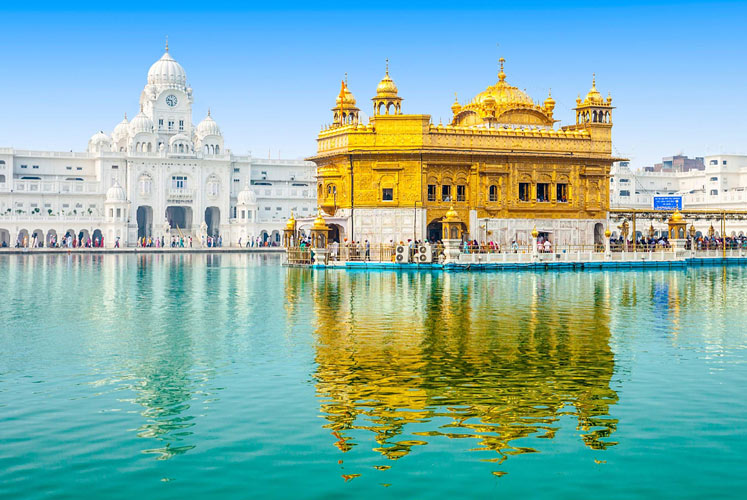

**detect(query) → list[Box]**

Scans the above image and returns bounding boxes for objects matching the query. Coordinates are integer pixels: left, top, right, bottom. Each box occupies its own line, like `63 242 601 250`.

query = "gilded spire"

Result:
498 57 506 82
207 108 211 117
165 35 169 53
592 73 596 90
385 58 389 76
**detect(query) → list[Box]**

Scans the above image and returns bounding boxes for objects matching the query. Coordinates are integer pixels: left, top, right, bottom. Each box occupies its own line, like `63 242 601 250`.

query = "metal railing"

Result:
286 248 313 265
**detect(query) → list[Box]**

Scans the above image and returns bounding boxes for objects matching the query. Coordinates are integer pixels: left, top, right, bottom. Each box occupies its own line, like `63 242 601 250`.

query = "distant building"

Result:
0 45 315 247
611 155 747 210
642 155 704 173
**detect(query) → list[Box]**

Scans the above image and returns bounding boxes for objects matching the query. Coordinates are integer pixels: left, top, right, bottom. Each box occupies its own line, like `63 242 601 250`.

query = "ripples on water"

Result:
0 254 745 498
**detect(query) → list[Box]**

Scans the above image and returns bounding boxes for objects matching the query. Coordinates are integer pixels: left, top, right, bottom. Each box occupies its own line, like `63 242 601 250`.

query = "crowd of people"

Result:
10 233 112 249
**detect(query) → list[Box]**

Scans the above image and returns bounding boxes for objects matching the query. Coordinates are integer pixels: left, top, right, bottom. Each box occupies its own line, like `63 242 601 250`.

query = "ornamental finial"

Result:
498 57 506 82
592 73 596 89
344 72 348 86
165 35 169 52
207 108 211 117
385 58 389 76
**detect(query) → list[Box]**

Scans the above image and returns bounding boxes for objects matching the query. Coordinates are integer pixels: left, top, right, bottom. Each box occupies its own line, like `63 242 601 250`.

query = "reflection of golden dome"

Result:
670 209 684 223
604 228 611 238
285 212 296 231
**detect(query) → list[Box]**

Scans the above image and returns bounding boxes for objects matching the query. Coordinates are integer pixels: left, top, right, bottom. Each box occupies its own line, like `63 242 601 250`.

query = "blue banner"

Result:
653 196 683 210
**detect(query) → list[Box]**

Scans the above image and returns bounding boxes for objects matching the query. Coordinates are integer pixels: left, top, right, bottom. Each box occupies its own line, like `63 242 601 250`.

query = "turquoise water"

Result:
1 254 745 498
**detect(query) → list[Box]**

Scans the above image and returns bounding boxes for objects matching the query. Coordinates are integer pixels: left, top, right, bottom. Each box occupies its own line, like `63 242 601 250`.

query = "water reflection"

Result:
300 270 619 471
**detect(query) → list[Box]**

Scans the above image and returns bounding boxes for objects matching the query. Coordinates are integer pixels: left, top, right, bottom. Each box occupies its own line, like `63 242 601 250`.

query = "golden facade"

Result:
308 59 619 244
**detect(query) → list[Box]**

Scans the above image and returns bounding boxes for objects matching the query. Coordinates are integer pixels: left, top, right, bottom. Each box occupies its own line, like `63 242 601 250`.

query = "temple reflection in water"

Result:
289 269 620 467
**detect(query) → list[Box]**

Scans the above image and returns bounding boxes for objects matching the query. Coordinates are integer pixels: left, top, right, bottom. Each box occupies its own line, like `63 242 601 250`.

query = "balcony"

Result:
11 179 101 194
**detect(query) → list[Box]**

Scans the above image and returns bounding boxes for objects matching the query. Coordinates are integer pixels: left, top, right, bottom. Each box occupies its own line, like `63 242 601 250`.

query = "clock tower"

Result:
140 42 194 145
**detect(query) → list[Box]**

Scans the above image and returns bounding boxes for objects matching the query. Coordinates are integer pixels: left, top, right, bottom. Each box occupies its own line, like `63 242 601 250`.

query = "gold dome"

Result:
312 209 329 231
544 89 556 112
443 205 461 222
582 75 605 106
375 59 399 97
451 93 461 114
285 212 296 231
336 80 357 106
670 209 684 223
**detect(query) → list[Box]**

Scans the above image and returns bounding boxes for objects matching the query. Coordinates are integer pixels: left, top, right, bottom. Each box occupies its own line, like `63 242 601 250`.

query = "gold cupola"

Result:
451 57 554 128
331 78 359 127
372 59 402 116
544 89 556 115
451 93 461 115
575 74 613 126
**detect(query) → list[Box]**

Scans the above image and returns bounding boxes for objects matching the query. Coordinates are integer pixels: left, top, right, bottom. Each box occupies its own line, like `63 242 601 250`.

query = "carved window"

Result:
456 185 466 202
537 183 549 202
441 185 451 202
382 188 393 201
427 184 437 202
139 175 152 195
519 182 531 202
489 185 498 202
556 183 569 202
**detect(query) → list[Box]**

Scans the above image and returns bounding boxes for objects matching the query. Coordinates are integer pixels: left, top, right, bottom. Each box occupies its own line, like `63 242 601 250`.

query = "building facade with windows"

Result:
611 155 747 210
307 60 618 246
0 46 315 247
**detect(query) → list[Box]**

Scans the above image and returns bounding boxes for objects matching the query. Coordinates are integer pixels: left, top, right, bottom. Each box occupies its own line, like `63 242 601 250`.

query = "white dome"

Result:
105 180 127 202
195 112 222 139
147 51 187 88
238 185 257 205
128 111 154 135
88 131 111 152
111 114 129 142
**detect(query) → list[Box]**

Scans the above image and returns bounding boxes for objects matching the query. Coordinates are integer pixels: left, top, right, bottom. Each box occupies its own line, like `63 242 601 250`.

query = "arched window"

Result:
489 185 498 202
215 145 220 154
207 176 220 197
139 174 153 196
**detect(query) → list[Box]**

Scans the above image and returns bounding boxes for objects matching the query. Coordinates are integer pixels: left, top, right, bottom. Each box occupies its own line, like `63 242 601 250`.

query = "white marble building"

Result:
0 45 315 248
610 155 747 235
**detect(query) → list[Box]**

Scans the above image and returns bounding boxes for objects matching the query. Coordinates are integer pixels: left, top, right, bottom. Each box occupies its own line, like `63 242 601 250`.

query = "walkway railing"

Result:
286 248 313 265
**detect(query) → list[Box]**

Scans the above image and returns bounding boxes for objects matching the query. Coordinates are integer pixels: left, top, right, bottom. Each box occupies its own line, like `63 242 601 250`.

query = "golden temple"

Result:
307 59 619 245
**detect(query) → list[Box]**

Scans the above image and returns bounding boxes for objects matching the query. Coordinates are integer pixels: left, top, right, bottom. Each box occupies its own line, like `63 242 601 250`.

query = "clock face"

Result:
166 95 178 107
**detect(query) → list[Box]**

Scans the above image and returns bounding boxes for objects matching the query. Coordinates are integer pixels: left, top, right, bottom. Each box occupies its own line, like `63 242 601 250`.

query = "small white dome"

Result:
129 111 154 135
147 50 187 89
195 111 222 139
238 185 257 205
105 180 127 202
112 114 129 142
88 131 111 152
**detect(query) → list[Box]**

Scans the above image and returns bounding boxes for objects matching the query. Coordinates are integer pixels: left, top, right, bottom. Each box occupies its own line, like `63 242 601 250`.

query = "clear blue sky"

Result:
1 1 745 167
